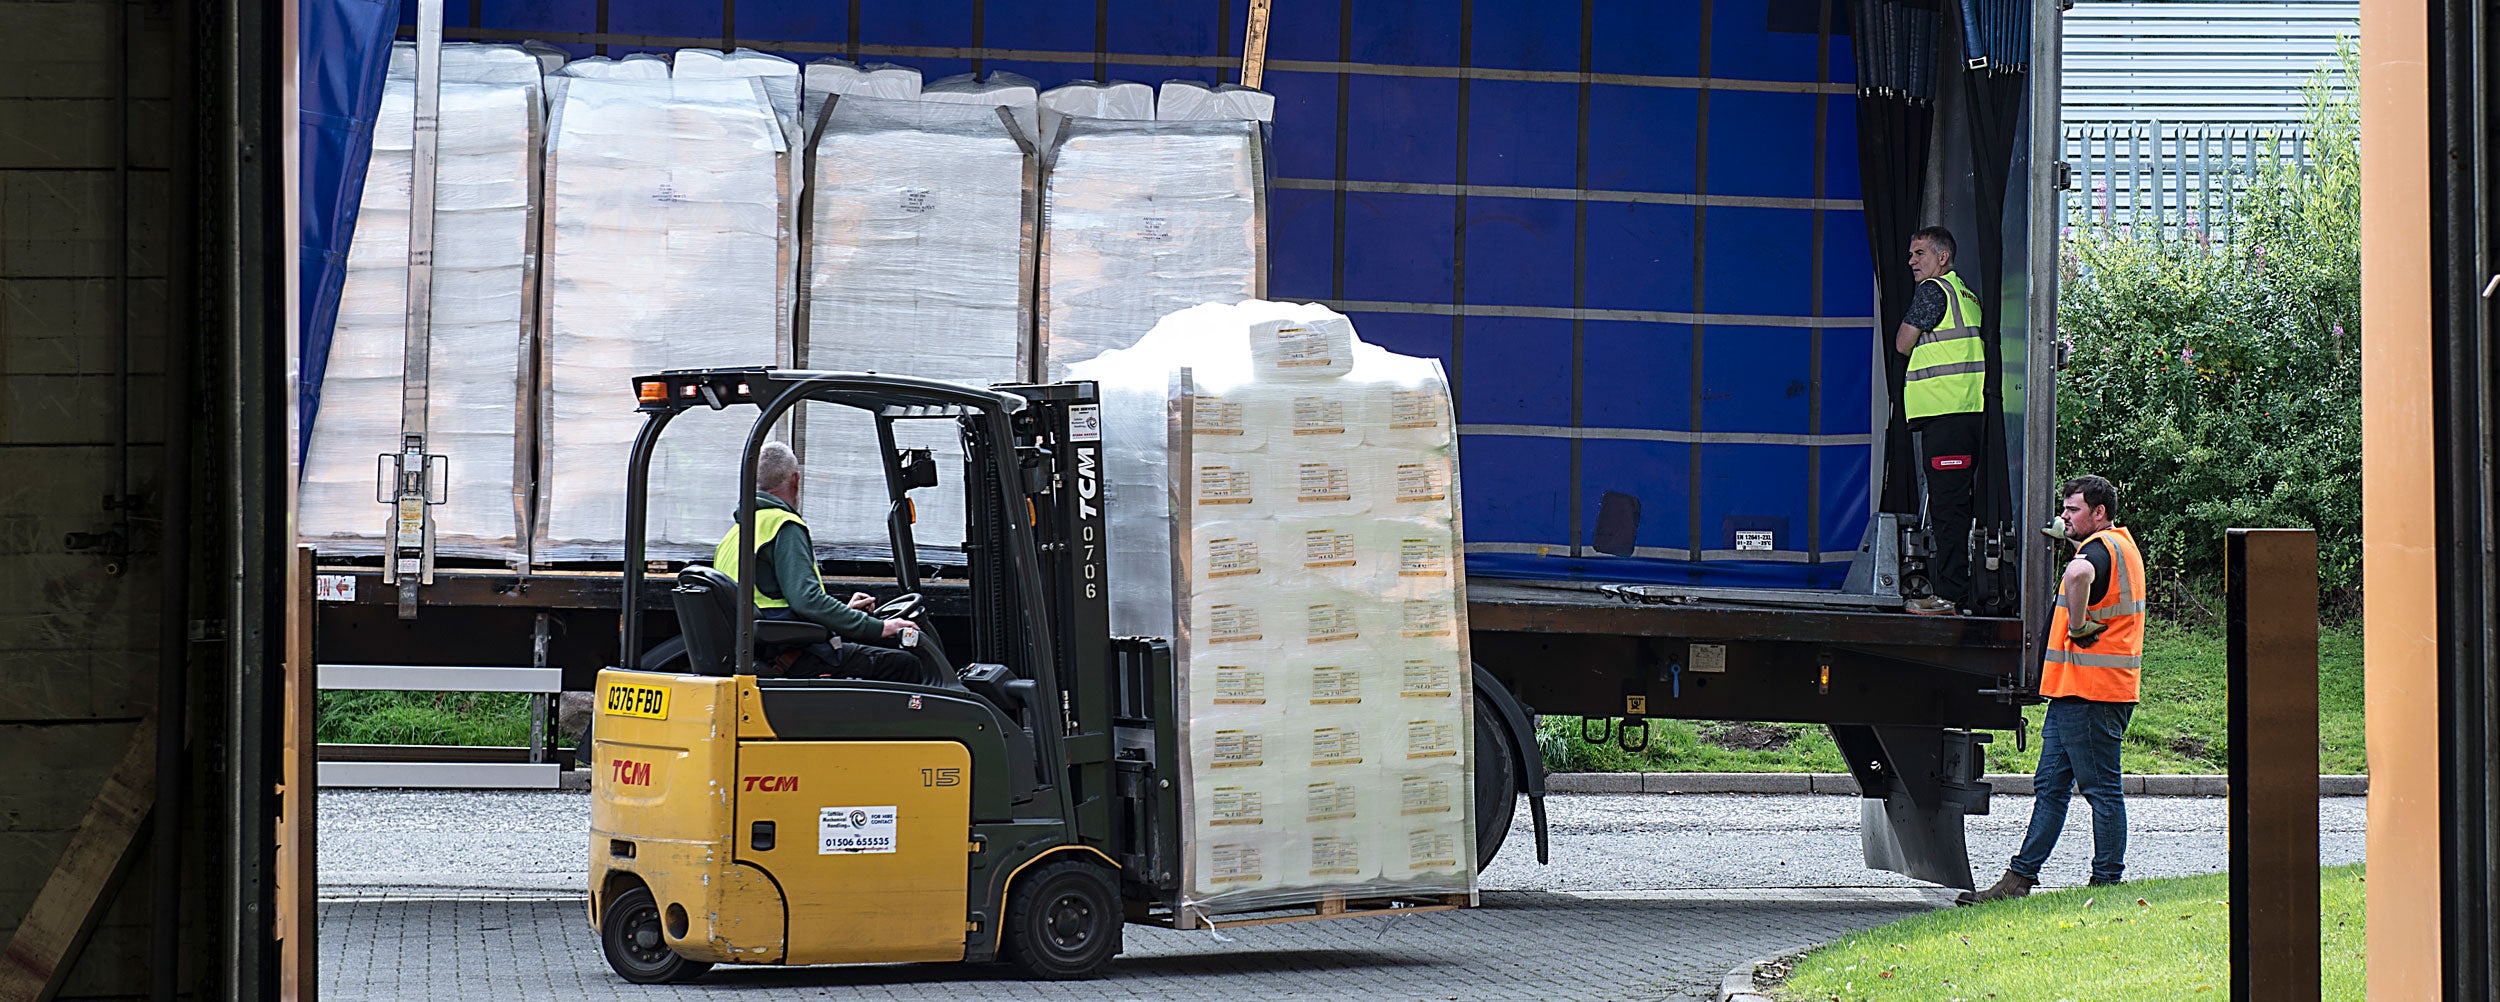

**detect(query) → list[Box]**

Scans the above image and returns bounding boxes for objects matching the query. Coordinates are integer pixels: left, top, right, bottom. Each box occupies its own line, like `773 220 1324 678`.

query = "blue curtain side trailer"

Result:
301 0 2064 889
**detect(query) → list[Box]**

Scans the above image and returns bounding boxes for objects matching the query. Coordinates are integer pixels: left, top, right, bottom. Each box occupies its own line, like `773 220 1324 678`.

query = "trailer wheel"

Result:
1474 692 1520 871
1002 858 1122 980
599 885 711 985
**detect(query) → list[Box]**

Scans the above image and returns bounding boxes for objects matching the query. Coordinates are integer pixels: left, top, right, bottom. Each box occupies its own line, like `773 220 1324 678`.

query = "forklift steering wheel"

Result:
871 592 926 622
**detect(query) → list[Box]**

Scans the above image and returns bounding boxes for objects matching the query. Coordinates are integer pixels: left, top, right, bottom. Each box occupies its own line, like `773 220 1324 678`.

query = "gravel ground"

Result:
319 788 2370 896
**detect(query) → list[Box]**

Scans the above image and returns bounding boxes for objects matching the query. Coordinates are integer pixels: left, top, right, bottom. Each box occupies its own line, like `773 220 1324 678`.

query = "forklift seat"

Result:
671 566 830 677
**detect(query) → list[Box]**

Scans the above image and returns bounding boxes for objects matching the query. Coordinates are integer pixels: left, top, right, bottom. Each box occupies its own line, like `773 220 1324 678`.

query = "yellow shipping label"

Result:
1296 461 1353 503
1205 603 1263 644
1212 665 1267 705
604 682 669 719
1401 659 1458 698
1400 773 1454 815
1407 719 1459 759
1300 527 1360 569
1209 842 1266 884
1197 464 1256 505
1193 395 1246 436
1209 786 1265 826
1290 395 1350 436
1310 725 1364 767
1406 829 1460 870
1305 780 1360 822
1398 533 1451 576
1210 729 1265 768
1308 664 1362 705
1395 462 1449 504
1388 388 1443 429
1307 834 1364 877
1401 598 1456 638
1204 535 1263 579
1303 602 1360 644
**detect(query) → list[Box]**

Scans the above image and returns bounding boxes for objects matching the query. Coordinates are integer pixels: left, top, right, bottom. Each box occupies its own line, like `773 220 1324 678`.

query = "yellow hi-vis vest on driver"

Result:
1904 271 1987 421
714 508 807 610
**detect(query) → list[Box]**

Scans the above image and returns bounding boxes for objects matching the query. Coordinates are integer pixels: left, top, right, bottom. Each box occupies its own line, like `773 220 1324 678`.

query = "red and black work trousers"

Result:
1914 411 1983 609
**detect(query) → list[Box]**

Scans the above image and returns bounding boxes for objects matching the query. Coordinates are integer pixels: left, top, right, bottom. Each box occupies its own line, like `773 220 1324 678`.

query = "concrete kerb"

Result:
1721 952 1796 1002
1546 772 2369 797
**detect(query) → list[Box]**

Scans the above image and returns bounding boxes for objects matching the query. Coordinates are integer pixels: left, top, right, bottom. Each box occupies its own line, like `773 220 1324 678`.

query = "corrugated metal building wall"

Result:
2059 0 2355 228
2063 0 2357 126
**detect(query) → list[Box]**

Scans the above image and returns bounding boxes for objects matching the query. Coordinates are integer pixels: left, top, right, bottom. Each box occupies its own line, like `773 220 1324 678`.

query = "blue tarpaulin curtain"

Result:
297 0 399 458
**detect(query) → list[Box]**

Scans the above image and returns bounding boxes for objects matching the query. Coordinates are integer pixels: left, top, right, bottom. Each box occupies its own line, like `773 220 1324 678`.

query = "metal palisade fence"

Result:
2063 122 2321 240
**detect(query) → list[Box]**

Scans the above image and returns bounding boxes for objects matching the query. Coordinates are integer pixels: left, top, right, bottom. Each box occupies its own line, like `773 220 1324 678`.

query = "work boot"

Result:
1953 869 2036 906
2087 876 2124 887
1903 596 1959 616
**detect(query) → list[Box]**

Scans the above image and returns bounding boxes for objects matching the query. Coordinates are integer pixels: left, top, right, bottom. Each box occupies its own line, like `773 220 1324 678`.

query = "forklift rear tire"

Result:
600 885 712 985
1474 692 1520 871
1002 859 1122 980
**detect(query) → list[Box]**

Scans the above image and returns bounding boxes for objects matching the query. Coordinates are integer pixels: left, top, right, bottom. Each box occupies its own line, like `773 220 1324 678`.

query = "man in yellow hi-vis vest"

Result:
1895 225 1988 616
714 442 923 682
1960 474 2146 904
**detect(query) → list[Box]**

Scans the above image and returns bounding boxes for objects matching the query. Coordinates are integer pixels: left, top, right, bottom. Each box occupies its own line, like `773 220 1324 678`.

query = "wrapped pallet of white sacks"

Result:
673 48 801 142
298 42 543 560
535 73 793 560
552 53 670 79
1068 299 1475 918
1036 94 1270 379
794 94 1036 555
799 59 922 139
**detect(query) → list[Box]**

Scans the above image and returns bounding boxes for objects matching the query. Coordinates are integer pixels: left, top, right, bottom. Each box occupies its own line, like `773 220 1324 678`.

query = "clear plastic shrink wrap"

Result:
1036 86 1270 379
552 54 670 79
299 43 542 559
1067 300 1475 916
919 73 1041 150
673 48 801 142
800 59 923 138
536 73 793 559
795 95 1035 553
1156 80 1279 123
1037 79 1154 146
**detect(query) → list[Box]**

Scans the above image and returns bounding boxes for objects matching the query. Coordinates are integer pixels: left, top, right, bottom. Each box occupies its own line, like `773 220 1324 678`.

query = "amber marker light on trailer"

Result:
637 382 666 403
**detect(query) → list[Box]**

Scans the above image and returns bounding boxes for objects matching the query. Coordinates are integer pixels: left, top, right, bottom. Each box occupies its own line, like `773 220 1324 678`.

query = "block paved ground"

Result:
316 790 2368 1000
317 889 1938 1001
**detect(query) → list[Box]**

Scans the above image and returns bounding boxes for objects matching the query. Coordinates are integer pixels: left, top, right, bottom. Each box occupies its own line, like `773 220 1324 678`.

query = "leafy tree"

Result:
2056 40 2360 610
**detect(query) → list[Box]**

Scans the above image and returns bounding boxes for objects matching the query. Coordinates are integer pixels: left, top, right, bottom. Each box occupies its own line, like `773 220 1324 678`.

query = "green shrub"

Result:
2056 41 2360 608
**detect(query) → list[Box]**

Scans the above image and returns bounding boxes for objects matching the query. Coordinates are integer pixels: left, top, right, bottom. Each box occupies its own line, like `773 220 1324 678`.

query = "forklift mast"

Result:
982 382 1118 849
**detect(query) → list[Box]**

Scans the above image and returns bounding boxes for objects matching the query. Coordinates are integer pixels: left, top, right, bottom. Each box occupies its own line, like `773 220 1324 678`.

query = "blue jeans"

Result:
2010 698 2133 882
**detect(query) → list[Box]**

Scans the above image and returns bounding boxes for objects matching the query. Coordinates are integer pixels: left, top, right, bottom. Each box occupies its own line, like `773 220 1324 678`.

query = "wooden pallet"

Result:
1147 893 1473 931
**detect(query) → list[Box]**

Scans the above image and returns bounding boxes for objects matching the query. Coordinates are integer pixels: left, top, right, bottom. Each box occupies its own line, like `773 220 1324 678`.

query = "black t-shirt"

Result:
2078 538 2113 605
1904 278 1950 332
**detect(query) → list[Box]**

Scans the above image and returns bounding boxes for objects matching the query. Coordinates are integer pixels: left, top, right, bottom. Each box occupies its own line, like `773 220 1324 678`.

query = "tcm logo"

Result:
610 758 652 787
1074 446 1100 520
742 775 799 793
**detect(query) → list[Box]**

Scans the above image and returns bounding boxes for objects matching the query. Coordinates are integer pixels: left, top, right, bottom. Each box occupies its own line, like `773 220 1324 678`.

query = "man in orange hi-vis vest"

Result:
1959 474 2145 904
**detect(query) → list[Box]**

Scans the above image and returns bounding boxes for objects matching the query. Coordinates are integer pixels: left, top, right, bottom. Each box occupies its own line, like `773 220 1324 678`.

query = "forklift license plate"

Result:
604 683 670 720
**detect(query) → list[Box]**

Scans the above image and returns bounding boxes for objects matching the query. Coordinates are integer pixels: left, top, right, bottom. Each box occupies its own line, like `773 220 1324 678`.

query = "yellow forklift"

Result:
588 367 1178 982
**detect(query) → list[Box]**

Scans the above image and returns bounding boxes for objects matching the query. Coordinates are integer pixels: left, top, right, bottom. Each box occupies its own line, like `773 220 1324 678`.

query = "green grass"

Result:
316 690 542 747
1539 621 2366 775
1774 864 2366 1001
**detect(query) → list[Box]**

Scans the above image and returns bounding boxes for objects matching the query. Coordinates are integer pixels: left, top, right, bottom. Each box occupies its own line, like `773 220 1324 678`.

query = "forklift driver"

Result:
714 441 925 683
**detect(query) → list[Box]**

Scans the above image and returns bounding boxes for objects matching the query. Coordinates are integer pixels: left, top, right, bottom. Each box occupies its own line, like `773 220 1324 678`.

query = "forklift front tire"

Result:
1002 859 1122 980
600 885 712 985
